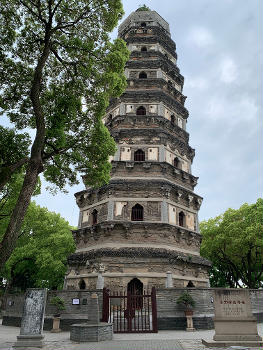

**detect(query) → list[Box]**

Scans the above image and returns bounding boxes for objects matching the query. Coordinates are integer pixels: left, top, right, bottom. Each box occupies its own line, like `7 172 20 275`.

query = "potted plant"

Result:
50 296 65 332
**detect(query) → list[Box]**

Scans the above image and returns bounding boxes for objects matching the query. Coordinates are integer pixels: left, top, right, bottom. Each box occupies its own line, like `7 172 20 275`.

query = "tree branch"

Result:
0 158 29 191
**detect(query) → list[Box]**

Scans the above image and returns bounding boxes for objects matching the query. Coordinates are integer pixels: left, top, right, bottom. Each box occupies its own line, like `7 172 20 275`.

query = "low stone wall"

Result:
1 290 103 331
1 288 263 330
70 323 113 342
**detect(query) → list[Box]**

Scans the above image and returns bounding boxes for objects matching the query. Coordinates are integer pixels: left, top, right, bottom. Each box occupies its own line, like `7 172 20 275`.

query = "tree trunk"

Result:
0 159 40 269
0 26 51 270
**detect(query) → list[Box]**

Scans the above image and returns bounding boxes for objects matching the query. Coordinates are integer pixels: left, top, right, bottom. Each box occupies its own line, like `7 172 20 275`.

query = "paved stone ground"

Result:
0 321 262 350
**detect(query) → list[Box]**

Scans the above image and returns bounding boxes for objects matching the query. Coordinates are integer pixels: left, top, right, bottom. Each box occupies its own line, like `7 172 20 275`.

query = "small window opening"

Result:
91 209 98 225
131 204 144 221
174 157 180 168
178 211 185 227
136 106 146 115
171 115 175 124
79 279 86 290
139 71 147 79
141 46 147 52
134 149 145 162
141 22 147 27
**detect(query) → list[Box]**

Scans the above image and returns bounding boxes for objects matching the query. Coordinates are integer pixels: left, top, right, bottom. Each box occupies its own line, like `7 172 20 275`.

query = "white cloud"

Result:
185 76 209 90
187 26 214 48
220 57 238 83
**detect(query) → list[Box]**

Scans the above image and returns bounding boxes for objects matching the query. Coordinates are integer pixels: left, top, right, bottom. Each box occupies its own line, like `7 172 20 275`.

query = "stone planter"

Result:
184 310 195 332
51 317 61 333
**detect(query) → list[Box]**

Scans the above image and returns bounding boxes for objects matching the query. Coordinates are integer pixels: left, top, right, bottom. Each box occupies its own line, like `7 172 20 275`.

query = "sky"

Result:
2 0 262 227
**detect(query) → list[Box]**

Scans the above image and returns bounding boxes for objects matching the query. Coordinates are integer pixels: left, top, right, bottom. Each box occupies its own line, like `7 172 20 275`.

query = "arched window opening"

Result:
134 149 145 162
139 71 147 79
178 211 185 227
136 106 146 115
171 114 175 124
131 204 144 221
127 278 143 308
79 279 86 290
173 157 180 168
187 281 195 288
141 22 147 27
91 209 98 225
108 114 113 122
141 46 147 52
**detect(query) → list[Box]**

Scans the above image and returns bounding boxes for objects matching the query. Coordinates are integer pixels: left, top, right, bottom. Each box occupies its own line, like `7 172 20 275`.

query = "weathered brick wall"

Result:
156 288 214 317
1 287 263 330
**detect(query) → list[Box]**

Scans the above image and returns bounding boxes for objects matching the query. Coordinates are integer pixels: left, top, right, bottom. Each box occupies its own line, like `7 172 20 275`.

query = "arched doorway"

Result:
131 204 144 221
91 209 98 225
127 278 143 309
187 280 195 288
136 106 146 115
79 279 86 290
139 71 147 79
178 211 185 227
134 149 145 161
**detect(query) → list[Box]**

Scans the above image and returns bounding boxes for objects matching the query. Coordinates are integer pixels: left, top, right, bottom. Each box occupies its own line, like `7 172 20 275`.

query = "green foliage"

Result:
136 5 151 11
0 0 129 190
0 126 30 168
1 192 75 290
0 172 41 231
200 199 263 288
176 292 195 309
0 0 129 270
50 296 66 312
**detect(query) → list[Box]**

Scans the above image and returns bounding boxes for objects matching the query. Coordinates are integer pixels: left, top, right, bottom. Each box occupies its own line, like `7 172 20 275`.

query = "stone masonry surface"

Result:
0 320 263 350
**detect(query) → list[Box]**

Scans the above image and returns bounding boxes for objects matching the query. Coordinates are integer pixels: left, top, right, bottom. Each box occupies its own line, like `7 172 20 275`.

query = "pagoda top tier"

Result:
118 9 171 37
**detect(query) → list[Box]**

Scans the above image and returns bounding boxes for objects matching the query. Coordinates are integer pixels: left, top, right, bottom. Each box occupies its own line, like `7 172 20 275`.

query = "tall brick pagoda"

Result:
65 8 211 290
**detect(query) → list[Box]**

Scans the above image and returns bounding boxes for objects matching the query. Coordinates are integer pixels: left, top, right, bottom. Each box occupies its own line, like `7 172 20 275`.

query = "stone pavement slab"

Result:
0 322 262 350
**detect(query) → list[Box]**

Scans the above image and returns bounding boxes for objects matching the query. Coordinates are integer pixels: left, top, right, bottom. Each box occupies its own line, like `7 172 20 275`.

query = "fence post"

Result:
101 288 109 322
151 287 158 333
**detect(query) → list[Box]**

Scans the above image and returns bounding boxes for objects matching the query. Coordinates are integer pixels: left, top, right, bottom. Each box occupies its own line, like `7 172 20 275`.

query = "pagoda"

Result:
65 8 211 291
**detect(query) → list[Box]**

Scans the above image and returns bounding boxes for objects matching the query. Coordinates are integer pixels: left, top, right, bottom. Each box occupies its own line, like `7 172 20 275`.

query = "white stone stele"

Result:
13 288 47 349
96 272 104 289
202 289 263 347
165 271 173 288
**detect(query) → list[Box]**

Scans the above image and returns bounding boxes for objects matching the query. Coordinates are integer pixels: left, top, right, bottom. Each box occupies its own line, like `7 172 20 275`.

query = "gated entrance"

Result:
101 287 158 333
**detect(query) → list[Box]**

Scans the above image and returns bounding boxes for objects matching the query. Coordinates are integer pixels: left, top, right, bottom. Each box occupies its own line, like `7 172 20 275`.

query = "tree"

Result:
200 199 263 288
2 201 75 291
137 5 151 11
0 0 129 269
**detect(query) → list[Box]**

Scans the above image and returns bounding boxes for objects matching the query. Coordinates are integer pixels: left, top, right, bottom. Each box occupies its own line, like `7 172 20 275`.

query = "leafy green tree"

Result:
3 201 75 291
0 0 129 269
137 5 151 11
200 199 263 288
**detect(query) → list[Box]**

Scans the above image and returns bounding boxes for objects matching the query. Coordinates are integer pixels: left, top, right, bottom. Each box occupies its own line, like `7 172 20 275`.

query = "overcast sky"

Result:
2 0 262 227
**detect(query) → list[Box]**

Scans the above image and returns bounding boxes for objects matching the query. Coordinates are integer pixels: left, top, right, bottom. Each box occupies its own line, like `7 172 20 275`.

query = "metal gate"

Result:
101 287 158 333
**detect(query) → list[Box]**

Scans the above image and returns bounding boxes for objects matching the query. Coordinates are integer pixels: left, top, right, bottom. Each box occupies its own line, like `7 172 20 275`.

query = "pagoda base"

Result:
65 246 209 290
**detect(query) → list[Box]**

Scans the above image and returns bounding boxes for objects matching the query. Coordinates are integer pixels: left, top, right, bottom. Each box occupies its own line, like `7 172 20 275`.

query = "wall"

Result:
1 288 263 331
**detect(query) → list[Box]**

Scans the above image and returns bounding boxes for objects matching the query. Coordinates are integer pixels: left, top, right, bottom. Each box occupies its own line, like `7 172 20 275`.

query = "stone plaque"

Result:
20 288 47 335
213 289 251 319
202 289 263 347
